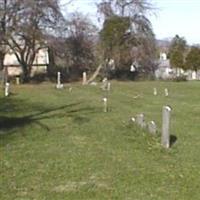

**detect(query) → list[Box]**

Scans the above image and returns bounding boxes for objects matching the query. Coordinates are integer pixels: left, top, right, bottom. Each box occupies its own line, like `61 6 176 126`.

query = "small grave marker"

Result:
161 106 171 148
148 121 157 135
164 88 169 97
130 117 136 122
102 97 108 112
56 72 63 89
101 78 108 90
153 88 157 96
107 82 111 91
5 82 10 97
136 113 146 128
16 77 20 85
82 72 87 85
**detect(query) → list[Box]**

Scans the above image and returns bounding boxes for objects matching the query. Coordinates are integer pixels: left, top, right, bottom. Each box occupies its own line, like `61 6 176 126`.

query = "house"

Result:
155 52 200 80
3 48 49 77
155 53 173 79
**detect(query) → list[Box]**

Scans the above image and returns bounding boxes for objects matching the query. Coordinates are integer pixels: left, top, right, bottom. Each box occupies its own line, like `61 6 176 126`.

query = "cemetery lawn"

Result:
0 81 200 200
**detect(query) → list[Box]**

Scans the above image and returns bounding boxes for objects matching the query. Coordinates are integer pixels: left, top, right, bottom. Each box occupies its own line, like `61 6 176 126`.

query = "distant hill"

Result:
156 39 171 52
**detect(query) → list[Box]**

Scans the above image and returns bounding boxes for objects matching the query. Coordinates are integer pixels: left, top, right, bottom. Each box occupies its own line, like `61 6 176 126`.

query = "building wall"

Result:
4 48 49 76
156 52 200 80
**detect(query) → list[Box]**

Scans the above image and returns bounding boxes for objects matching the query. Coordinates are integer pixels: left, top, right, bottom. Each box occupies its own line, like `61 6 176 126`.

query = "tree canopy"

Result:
169 35 187 70
98 0 156 79
0 0 63 81
185 46 200 72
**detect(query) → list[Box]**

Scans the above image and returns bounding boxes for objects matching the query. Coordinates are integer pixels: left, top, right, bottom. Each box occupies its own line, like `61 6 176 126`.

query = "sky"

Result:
61 0 200 45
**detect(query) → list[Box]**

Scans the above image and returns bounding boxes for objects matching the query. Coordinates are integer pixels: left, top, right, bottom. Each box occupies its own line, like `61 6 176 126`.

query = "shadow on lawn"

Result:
0 97 99 137
170 135 177 147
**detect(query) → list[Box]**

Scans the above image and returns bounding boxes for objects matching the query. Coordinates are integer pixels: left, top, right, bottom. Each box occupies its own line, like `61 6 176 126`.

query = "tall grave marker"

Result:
161 106 171 148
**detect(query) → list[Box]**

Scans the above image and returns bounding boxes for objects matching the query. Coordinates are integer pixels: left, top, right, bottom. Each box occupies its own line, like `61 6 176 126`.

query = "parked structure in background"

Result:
155 53 173 79
155 52 200 80
3 48 49 77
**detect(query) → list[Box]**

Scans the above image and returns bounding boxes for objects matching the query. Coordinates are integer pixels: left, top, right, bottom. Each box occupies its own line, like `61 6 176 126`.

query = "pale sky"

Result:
61 0 200 45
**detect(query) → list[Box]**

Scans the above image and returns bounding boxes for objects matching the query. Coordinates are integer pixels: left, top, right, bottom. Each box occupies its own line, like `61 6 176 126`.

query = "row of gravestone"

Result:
131 106 172 149
154 87 169 97
56 72 111 91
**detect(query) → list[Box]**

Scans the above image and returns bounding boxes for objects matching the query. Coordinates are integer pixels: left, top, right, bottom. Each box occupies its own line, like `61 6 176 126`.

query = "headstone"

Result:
136 113 146 128
108 59 115 70
56 72 63 89
16 77 20 85
161 106 171 148
102 97 108 112
107 82 111 91
153 88 157 96
90 81 97 86
130 64 135 72
148 121 157 135
164 88 169 97
130 117 136 122
101 78 108 90
82 72 87 85
69 87 72 92
5 82 10 97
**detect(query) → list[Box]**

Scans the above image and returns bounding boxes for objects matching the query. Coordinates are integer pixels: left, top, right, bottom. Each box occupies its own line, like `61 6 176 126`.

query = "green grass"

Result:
0 81 200 200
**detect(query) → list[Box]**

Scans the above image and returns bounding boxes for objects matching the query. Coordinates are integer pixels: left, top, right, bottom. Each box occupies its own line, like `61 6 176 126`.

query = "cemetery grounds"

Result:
0 81 200 200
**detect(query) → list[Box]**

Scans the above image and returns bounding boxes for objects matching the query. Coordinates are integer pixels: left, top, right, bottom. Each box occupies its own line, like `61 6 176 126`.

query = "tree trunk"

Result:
86 64 103 84
0 52 5 71
21 62 30 83
0 53 6 85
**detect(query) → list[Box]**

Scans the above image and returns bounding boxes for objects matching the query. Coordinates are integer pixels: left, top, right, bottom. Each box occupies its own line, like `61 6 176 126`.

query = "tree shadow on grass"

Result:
0 98 99 138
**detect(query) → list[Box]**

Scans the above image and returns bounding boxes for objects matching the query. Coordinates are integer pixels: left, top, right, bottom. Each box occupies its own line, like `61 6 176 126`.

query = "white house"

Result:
3 48 49 77
155 52 200 80
155 53 173 79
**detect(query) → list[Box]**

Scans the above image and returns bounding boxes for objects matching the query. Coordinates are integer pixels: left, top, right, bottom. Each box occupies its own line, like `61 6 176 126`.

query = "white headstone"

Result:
56 72 63 89
148 121 157 135
102 78 108 90
130 117 136 122
153 88 157 96
103 97 108 112
164 88 169 97
136 113 146 128
130 64 135 72
161 106 171 148
5 82 10 97
57 72 61 85
82 72 87 85
107 82 111 91
16 77 20 85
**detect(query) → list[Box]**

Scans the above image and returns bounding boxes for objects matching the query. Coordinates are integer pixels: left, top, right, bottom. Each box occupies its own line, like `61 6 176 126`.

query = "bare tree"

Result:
65 12 98 78
0 0 63 82
0 0 7 71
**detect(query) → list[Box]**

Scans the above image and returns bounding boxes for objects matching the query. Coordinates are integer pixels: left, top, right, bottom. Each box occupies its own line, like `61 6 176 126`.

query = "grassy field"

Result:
0 81 200 200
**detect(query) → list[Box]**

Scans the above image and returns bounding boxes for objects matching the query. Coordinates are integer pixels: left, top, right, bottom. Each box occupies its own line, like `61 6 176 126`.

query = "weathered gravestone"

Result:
102 97 108 112
16 77 20 85
136 113 146 128
164 88 169 97
130 117 136 122
153 87 157 96
148 121 157 135
101 78 108 90
56 72 63 89
161 106 171 148
130 64 135 72
5 82 10 97
107 82 111 91
82 72 87 85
